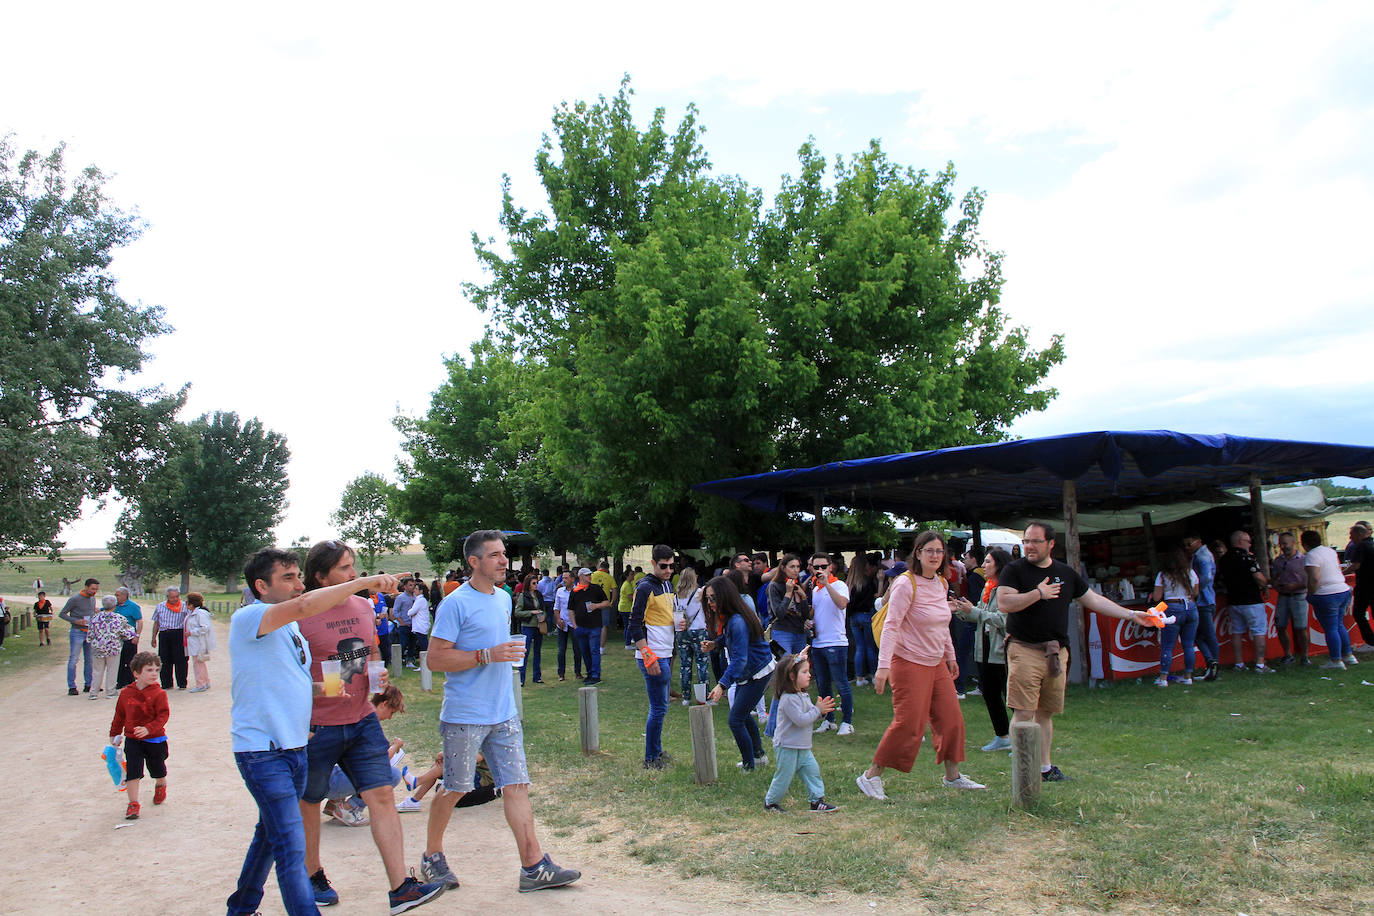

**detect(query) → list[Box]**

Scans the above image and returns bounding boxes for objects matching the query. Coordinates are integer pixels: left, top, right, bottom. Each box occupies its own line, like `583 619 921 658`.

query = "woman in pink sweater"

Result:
856 531 986 801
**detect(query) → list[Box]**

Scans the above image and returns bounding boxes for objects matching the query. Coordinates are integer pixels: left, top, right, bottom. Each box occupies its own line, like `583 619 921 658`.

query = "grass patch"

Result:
381 643 1373 914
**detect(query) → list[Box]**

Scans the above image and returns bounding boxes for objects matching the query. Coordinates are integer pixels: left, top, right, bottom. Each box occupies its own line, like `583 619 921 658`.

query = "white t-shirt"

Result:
1153 569 1199 601
1304 545 1347 596
675 588 705 630
812 579 850 648
410 595 431 635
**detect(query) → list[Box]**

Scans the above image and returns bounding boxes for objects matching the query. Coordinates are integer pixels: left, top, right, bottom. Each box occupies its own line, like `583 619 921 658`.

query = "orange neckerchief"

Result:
812 574 838 589
572 583 588 593
164 598 182 611
981 578 999 603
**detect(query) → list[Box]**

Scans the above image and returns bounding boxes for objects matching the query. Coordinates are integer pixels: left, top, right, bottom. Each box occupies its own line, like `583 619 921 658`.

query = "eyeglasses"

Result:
656 562 675 570
1021 538 1047 545
291 633 307 667
919 548 945 556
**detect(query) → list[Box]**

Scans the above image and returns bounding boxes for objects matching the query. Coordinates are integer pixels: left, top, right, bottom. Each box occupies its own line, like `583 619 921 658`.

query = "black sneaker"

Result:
1041 765 1069 782
68 688 79 696
763 802 785 812
519 854 580 893
82 684 91 693
584 677 602 685
810 799 839 812
389 875 444 914
643 756 670 770
310 868 340 906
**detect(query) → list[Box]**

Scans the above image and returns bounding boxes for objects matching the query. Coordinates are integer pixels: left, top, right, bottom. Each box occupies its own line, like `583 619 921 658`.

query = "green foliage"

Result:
331 472 413 572
403 79 1064 554
107 411 289 588
0 137 184 563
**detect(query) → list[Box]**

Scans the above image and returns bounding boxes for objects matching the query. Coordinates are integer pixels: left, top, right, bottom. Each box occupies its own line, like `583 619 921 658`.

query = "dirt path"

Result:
4 605 898 915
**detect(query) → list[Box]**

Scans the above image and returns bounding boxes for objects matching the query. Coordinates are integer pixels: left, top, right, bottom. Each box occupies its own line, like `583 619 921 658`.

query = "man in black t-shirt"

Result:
568 568 610 684
997 521 1153 782
1344 523 1374 649
1217 530 1274 672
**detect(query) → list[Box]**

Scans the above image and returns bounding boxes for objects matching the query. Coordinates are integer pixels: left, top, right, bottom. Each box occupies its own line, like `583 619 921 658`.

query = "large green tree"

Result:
408 80 1064 553
331 472 414 572
108 411 289 590
0 138 184 563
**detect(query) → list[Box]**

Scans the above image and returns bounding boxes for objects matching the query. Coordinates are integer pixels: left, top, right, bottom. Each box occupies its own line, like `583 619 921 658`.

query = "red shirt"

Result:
297 595 379 727
110 683 170 740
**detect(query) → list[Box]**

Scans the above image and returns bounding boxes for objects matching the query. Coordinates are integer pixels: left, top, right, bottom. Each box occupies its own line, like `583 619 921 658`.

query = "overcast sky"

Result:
8 1 1371 550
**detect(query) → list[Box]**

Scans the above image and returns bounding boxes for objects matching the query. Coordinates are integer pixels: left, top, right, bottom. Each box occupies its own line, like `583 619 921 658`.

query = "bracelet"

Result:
477 648 490 666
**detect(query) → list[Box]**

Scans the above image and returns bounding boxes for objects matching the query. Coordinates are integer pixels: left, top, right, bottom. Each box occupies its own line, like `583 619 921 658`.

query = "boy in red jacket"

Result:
109 651 170 819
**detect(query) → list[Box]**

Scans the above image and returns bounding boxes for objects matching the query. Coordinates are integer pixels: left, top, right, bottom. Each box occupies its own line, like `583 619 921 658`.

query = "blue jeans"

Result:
1195 604 1220 664
765 747 825 805
1159 600 1199 675
951 618 975 691
228 748 318 916
557 627 581 678
574 626 602 679
765 630 809 737
1310 590 1352 659
639 657 672 763
521 626 543 684
620 612 632 645
677 628 710 695
728 675 770 768
812 645 853 725
849 614 877 679
67 627 93 689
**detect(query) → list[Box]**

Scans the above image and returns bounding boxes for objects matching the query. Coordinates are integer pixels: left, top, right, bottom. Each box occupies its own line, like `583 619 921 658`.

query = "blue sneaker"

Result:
389 874 444 914
310 868 339 906
519 854 580 893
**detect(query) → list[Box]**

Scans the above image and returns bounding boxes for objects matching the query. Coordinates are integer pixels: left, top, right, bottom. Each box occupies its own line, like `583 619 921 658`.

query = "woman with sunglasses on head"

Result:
856 531 985 801
705 576 775 771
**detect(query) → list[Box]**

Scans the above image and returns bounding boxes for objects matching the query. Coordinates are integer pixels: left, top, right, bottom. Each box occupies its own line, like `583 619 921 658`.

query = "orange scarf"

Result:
812 574 838 590
981 578 998 603
165 599 182 612
572 583 588 593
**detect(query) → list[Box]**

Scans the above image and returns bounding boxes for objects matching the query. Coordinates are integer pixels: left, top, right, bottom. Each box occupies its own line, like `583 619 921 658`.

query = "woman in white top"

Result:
1301 530 1354 669
1149 547 1200 687
674 568 709 704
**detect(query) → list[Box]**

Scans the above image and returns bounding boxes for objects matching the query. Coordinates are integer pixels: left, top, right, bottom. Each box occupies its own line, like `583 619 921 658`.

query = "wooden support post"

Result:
512 668 524 720
1010 720 1042 808
688 703 718 785
579 686 599 755
1141 512 1158 575
419 650 433 692
1250 474 1270 576
1063 480 1087 684
971 519 983 553
812 493 826 555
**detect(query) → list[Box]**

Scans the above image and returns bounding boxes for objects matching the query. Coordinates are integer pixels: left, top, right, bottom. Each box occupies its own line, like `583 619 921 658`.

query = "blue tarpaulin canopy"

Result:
692 431 1374 523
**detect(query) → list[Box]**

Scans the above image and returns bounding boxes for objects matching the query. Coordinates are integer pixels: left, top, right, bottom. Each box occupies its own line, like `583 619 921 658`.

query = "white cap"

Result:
578 567 592 576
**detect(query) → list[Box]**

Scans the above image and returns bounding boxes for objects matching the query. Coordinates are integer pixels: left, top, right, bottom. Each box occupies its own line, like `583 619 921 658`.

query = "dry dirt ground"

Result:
2 605 909 916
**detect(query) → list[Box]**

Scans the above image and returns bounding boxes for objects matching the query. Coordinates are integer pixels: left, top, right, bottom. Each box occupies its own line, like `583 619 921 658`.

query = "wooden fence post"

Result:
689 703 718 785
512 668 524 721
419 650 433 692
1011 720 1042 808
579 686 599 754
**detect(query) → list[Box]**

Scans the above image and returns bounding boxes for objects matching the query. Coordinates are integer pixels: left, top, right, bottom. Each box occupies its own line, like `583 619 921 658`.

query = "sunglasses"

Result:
291 633 307 667
656 562 675 570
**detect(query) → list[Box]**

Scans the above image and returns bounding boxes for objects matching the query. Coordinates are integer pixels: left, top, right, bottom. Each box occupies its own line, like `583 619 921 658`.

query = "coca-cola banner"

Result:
1094 588 1368 679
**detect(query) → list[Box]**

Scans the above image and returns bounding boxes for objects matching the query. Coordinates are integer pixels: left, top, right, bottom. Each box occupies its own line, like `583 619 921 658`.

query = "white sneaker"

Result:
836 722 854 736
856 772 888 801
1180 677 1193 685
1320 660 1346 670
966 687 982 696
941 773 987 790
981 735 1011 752
1153 677 1168 687
1343 654 1359 665
854 678 869 687
955 692 967 700
681 699 690 706
395 796 422 812
734 755 768 769
1353 644 1374 654
814 720 835 734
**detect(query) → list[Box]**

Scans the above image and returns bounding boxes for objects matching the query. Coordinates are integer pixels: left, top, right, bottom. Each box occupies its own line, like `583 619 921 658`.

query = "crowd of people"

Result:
34 516 1368 913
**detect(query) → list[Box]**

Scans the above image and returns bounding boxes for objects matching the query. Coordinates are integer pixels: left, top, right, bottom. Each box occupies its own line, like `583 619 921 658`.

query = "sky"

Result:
7 1 1372 549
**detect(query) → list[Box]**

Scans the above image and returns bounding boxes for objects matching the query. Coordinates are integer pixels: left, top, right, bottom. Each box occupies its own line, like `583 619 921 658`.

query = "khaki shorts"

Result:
1006 641 1068 715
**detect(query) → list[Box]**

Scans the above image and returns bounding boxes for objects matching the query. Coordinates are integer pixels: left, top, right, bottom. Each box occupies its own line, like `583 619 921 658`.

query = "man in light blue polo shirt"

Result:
419 529 580 896
227 548 411 916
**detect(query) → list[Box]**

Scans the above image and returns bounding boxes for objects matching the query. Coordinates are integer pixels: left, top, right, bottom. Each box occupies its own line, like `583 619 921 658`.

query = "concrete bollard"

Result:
1010 720 1042 808
419 650 433 692
579 686 599 754
689 703 718 785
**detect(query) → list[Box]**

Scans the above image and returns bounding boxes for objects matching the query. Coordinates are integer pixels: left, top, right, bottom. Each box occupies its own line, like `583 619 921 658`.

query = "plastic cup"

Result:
320 660 342 697
693 683 708 704
506 638 526 668
367 660 386 694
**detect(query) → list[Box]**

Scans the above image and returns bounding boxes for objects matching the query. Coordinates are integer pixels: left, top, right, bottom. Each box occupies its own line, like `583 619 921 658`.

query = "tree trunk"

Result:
180 561 192 595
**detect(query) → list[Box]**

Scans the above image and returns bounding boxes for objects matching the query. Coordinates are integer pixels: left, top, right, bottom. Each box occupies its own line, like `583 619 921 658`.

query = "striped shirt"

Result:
152 601 190 630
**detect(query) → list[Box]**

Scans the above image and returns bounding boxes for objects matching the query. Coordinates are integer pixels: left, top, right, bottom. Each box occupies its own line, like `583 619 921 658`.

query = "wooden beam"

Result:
1063 480 1087 684
689 704 718 785
1250 474 1270 576
1141 512 1159 574
579 686 599 754
812 493 826 554
1010 720 1042 808
971 518 983 552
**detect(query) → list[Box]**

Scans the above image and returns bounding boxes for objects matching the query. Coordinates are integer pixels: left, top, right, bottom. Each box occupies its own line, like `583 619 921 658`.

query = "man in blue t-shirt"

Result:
226 549 421 916
419 529 580 896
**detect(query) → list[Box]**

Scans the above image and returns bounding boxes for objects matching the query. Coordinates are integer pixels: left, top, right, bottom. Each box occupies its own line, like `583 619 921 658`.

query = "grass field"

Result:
375 637 1373 915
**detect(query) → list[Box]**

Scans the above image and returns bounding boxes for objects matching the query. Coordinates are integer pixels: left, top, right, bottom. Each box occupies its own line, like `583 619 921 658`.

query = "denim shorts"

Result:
1230 602 1268 637
303 712 394 803
440 717 529 791
1273 593 1308 629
